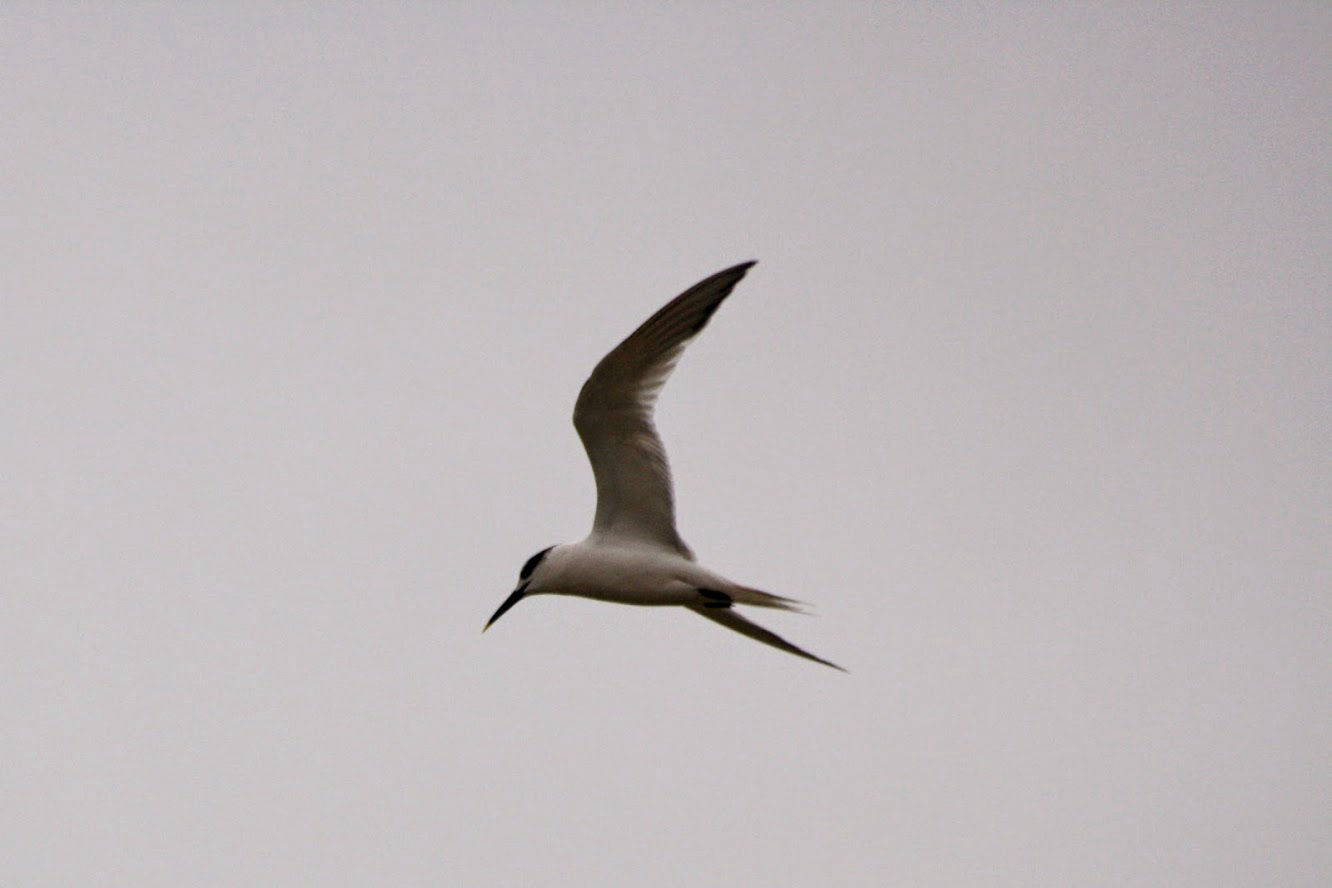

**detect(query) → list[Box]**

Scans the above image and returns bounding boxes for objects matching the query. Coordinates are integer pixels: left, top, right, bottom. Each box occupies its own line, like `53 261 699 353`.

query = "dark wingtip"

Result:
713 260 757 280
686 261 759 333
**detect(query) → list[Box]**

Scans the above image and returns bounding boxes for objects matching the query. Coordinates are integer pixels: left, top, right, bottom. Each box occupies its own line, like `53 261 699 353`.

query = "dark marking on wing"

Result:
698 588 733 609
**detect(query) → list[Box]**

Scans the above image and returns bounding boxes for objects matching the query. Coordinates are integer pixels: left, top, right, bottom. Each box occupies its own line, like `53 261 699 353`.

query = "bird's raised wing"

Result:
573 261 756 555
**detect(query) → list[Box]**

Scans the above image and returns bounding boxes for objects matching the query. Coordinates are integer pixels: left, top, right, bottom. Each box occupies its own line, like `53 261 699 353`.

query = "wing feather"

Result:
573 262 756 554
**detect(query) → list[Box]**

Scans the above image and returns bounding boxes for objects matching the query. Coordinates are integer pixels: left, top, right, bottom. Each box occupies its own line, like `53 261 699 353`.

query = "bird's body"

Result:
533 541 722 606
485 262 843 671
531 540 793 609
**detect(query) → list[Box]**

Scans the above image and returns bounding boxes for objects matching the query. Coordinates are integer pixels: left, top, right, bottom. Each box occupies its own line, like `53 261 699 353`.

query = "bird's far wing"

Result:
573 262 756 555
689 605 845 671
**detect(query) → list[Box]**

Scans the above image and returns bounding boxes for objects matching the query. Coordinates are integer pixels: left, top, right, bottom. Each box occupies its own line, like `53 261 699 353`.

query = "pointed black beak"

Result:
483 586 527 632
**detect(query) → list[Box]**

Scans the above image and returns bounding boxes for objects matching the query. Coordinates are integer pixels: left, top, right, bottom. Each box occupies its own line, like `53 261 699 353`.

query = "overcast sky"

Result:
3 4 1328 886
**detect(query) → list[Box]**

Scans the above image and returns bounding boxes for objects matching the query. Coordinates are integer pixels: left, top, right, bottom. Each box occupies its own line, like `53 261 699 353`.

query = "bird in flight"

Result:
484 262 843 671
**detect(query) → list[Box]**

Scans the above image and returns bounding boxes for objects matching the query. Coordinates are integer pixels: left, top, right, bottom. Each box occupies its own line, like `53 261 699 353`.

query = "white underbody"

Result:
534 539 732 606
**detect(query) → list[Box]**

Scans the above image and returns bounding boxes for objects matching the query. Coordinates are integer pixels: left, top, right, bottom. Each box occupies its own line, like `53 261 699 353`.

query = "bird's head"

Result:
483 545 556 632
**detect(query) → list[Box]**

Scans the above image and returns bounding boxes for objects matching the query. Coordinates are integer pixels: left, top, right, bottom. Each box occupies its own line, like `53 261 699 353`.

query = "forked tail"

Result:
726 585 808 612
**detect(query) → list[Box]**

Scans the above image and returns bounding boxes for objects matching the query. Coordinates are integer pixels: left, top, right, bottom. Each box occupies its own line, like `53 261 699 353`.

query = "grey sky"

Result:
3 4 1328 886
